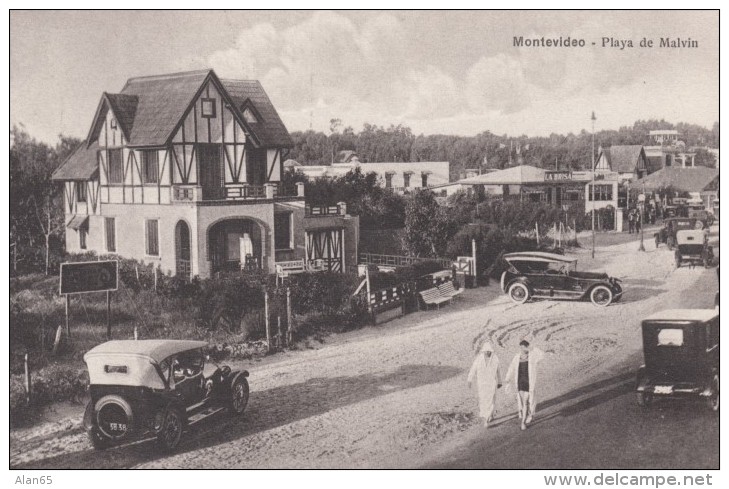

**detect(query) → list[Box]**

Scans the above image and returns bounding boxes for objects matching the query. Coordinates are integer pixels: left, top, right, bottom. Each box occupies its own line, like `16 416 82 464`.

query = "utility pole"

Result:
639 182 646 251
591 112 597 259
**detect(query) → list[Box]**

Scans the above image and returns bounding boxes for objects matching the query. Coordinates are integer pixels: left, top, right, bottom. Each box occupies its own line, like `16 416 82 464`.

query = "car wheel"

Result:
703 255 711 268
590 285 613 307
675 252 682 268
156 407 184 451
229 376 250 416
707 375 719 412
667 237 675 250
507 282 530 304
654 235 660 248
637 392 652 408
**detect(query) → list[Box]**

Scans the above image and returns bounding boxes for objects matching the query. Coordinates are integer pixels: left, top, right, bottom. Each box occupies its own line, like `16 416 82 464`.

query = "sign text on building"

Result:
544 170 573 181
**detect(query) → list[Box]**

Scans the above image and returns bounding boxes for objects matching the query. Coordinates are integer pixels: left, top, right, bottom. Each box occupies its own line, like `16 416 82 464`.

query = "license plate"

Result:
654 385 673 394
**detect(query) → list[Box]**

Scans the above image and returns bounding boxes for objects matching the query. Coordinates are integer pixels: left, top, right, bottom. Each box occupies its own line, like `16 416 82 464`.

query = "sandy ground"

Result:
10 226 719 469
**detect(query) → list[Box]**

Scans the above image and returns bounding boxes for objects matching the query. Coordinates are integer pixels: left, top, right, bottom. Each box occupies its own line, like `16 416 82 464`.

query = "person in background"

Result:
628 209 636 234
506 340 545 431
635 208 642 233
467 341 502 427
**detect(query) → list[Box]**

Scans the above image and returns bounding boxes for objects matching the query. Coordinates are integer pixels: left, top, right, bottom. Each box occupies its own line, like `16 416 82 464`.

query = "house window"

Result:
421 173 429 187
79 227 87 250
201 98 216 118
243 107 258 123
105 217 116 252
385 173 394 188
588 184 613 201
110 118 117 130
403 173 411 188
76 183 87 202
107 149 123 184
146 219 159 256
142 150 158 184
274 213 293 250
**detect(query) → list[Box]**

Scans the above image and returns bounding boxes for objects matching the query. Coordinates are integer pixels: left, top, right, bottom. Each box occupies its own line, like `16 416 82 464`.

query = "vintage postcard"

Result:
9 9 719 473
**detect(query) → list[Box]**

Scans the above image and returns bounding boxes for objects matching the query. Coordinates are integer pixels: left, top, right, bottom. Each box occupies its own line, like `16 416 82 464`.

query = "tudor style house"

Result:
593 145 649 183
53 69 358 279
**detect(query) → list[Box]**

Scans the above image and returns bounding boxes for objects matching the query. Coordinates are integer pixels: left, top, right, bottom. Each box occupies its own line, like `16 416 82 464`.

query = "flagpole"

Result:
591 112 596 259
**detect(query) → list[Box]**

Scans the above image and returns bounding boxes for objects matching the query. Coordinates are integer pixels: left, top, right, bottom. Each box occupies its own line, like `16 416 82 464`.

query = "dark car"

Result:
654 217 702 249
500 252 623 307
83 340 250 451
675 229 714 268
635 309 719 411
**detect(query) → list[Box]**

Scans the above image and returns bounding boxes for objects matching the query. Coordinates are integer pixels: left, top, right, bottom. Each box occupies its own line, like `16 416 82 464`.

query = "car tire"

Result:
703 255 711 268
590 285 613 307
707 375 719 412
654 235 660 248
229 376 250 416
156 407 184 452
667 237 675 250
675 252 682 268
637 392 652 408
507 282 530 304
95 395 133 441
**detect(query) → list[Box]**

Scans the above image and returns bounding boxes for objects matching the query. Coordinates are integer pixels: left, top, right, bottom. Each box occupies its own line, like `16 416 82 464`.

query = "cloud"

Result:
465 54 530 115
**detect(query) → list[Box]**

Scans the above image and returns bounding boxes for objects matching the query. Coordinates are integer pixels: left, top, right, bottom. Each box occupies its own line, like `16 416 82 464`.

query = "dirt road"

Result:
11 228 719 469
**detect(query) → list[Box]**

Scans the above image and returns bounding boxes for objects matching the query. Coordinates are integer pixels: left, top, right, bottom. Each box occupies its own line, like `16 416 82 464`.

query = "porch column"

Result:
296 182 305 197
265 183 276 199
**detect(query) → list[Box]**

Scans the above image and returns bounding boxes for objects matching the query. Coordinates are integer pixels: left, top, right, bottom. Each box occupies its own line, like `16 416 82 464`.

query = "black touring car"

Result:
500 251 623 307
83 340 250 451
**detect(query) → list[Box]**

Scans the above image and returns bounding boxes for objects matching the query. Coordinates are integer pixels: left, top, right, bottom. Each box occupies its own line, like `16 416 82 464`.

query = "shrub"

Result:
10 365 89 426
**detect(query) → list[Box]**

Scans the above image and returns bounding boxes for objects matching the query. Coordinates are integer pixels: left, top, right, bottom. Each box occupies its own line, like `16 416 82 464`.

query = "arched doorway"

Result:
207 218 264 273
175 221 192 279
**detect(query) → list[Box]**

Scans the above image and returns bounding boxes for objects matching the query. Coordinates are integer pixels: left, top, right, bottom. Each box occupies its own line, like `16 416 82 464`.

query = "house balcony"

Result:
172 182 305 204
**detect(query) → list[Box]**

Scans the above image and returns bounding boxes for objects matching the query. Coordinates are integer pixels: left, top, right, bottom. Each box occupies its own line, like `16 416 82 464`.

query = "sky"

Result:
10 10 719 144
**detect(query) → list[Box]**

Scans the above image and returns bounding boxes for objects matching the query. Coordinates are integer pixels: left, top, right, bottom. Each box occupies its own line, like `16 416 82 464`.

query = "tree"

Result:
10 126 81 274
403 190 453 257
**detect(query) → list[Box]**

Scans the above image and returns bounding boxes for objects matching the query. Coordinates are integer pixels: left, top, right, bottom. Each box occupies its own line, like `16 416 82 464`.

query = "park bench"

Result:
437 281 464 301
275 259 325 283
419 287 452 310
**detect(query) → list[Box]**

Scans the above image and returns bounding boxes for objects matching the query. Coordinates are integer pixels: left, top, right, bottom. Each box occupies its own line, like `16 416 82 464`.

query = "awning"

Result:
67 215 89 230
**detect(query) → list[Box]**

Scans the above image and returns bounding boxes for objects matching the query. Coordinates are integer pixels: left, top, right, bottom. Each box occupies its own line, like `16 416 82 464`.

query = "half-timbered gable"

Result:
51 69 336 280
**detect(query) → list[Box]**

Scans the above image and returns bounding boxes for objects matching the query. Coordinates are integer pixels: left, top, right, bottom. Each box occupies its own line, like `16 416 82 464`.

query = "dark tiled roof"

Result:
221 79 293 148
119 69 211 146
631 166 719 192
598 145 646 173
105 93 138 140
52 141 99 180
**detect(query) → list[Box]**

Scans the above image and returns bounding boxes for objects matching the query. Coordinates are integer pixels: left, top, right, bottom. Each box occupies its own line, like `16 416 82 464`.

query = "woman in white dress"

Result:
467 341 502 427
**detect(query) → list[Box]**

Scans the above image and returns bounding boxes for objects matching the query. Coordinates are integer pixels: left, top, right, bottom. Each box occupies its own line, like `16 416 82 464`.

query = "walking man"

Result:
467 341 501 427
506 340 545 431
628 209 635 234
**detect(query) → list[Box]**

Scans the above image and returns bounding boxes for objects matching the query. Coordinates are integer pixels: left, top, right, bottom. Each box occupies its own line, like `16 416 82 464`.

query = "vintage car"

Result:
688 208 715 227
635 309 719 411
675 229 714 268
654 217 703 249
500 251 623 306
83 340 250 451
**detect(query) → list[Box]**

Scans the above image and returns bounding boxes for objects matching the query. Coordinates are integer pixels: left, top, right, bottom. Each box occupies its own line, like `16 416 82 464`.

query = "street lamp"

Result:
591 112 596 259
638 182 646 251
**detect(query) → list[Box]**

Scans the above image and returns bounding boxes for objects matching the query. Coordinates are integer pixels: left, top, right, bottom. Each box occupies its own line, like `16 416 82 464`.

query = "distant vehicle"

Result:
83 340 250 451
675 229 714 268
654 218 702 249
500 251 623 307
635 309 719 411
688 208 715 227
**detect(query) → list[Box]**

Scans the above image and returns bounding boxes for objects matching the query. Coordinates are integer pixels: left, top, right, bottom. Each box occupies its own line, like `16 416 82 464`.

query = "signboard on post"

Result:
60 260 118 295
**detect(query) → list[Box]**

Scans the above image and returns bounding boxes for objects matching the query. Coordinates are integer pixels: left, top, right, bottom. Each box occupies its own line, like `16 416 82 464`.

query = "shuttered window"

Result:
146 219 159 256
107 149 123 184
105 217 116 252
142 150 158 184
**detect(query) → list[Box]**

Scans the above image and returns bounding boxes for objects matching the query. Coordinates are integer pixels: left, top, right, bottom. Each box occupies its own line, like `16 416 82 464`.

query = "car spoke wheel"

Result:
675 253 682 268
508 283 530 304
590 285 613 307
230 377 250 415
637 392 652 408
157 408 183 451
707 375 719 412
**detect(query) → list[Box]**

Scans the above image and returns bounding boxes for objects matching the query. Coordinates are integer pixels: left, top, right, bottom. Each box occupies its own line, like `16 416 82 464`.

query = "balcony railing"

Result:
172 182 305 202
